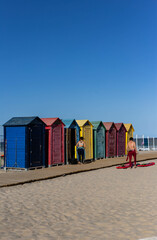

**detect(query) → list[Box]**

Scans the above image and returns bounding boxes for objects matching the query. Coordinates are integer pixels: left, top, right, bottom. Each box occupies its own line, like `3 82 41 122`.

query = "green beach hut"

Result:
91 121 106 160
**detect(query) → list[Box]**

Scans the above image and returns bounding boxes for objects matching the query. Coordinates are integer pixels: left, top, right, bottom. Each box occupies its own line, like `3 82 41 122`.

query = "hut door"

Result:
29 125 43 167
84 126 91 160
67 129 76 161
45 129 49 167
52 125 62 164
97 126 105 159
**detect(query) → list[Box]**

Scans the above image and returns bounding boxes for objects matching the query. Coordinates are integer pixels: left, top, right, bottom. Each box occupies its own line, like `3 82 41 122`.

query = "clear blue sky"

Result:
0 0 157 136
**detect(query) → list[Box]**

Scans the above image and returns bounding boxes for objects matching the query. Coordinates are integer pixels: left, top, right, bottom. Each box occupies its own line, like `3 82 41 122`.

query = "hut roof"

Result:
76 120 93 127
62 119 79 129
91 121 106 130
3 117 44 126
115 123 126 131
124 123 134 132
103 122 115 131
41 118 64 126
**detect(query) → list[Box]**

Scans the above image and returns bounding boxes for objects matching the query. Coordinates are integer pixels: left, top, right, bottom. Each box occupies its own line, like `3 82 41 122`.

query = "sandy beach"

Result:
0 159 157 240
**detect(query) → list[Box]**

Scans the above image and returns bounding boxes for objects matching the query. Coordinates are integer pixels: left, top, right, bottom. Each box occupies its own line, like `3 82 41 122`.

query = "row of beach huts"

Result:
3 117 134 170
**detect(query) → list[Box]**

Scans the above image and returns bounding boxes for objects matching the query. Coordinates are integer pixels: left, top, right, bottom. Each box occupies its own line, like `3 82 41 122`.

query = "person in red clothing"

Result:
126 137 138 168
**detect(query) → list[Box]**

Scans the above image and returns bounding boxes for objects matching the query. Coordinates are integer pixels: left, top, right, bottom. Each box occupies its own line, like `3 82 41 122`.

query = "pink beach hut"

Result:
41 118 65 167
103 122 117 158
115 123 126 157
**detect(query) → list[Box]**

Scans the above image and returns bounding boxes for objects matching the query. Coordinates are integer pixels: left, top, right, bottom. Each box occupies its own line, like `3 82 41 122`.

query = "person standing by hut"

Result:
76 137 86 164
126 137 138 168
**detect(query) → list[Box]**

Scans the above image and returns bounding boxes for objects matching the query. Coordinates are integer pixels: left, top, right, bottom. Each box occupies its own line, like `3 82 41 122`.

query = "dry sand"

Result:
0 159 157 240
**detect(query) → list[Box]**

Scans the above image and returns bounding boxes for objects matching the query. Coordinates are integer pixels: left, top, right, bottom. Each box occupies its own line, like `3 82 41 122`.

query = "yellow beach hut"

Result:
76 120 93 161
124 123 135 155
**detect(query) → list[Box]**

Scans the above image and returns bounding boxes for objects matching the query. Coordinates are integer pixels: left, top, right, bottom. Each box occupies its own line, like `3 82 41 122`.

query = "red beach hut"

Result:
103 122 117 158
41 118 65 167
115 123 126 157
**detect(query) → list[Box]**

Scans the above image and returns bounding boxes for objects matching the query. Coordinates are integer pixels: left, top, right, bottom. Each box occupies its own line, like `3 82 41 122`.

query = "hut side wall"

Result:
75 125 80 143
5 126 26 168
125 132 128 155
105 131 109 158
45 127 51 167
64 128 68 165
93 130 97 160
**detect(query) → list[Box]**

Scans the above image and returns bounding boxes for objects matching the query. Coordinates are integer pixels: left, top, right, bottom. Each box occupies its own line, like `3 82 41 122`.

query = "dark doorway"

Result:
68 128 77 163
29 125 43 167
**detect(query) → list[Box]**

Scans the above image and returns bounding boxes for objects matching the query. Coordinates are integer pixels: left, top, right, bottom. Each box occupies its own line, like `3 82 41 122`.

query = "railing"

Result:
133 135 157 151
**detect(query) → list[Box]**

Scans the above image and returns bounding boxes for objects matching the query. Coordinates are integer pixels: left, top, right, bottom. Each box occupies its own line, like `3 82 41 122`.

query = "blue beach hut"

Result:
62 119 80 164
3 117 45 170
